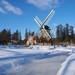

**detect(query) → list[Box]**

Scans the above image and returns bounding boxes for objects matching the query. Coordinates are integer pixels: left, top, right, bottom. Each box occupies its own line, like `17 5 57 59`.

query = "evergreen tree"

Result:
62 27 65 42
56 24 63 42
59 24 63 41
56 25 60 41
69 26 74 39
11 30 19 42
19 31 22 41
65 23 70 42
31 31 35 36
0 29 10 44
25 29 28 42
29 29 31 36
6 29 11 43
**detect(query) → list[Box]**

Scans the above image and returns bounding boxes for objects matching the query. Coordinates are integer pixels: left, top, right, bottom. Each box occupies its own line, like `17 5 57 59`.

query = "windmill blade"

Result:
34 16 43 35
34 21 45 35
34 17 45 35
34 16 42 26
42 10 55 25
35 27 41 35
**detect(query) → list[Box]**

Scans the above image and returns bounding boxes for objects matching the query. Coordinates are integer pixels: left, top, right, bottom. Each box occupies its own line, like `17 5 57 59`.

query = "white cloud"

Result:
27 0 63 10
1 0 23 15
0 7 6 13
73 27 75 31
53 23 58 26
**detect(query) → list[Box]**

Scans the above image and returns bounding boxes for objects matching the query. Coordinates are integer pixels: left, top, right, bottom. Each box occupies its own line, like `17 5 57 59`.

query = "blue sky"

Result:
0 0 75 39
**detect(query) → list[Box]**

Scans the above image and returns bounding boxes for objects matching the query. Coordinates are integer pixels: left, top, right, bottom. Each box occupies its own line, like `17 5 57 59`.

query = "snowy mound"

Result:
57 49 75 75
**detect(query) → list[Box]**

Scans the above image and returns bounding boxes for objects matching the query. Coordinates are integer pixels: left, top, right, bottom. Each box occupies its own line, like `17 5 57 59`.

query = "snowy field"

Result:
0 45 75 75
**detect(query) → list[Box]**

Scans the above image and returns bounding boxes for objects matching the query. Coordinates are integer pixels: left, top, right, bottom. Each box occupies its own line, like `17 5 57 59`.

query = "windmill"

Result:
34 9 55 45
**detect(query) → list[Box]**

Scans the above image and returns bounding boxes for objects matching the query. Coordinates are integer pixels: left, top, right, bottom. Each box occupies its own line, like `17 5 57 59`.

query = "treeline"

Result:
0 23 75 45
0 29 22 44
56 23 75 44
0 29 35 45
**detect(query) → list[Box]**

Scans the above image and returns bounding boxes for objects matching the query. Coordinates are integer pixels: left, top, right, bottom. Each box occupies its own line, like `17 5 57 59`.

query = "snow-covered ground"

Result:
0 45 75 75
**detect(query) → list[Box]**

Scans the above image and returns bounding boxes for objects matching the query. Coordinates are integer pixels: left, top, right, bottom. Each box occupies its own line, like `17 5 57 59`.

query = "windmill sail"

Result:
34 9 55 39
42 10 55 25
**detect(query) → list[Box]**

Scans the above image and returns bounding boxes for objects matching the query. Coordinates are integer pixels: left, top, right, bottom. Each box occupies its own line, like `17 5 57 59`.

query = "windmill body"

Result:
40 25 51 41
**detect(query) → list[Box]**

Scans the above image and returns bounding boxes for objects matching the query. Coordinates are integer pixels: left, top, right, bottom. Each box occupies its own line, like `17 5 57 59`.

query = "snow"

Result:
0 45 75 75
57 46 75 75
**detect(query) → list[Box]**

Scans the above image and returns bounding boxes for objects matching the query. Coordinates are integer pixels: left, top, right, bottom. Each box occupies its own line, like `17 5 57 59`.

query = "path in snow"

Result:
5 52 69 75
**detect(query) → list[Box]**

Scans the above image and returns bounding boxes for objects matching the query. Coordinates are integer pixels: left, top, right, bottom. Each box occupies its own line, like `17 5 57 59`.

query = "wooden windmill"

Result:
34 10 55 45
